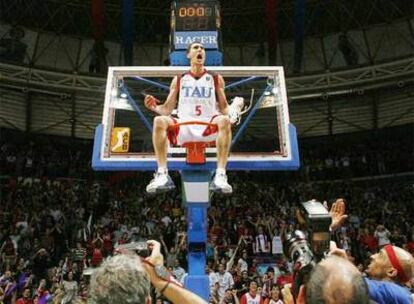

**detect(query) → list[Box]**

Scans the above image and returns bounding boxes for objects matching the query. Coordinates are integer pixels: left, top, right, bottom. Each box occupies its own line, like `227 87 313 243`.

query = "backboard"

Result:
92 66 299 171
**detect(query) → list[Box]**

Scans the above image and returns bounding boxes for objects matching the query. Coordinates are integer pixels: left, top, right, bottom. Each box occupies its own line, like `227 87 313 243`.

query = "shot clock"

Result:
169 0 223 66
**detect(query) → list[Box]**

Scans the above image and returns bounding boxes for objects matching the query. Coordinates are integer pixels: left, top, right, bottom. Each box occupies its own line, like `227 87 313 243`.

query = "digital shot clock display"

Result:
170 0 223 65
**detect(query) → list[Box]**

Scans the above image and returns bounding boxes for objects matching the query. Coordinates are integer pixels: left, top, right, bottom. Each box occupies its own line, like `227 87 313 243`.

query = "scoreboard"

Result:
174 1 218 31
170 0 223 65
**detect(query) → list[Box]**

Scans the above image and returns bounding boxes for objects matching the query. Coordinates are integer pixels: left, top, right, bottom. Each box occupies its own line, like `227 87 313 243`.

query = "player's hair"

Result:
88 254 150 304
186 42 204 54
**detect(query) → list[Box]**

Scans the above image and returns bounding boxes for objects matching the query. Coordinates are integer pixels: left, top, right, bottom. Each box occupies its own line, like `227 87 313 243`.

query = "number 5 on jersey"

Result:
195 105 202 116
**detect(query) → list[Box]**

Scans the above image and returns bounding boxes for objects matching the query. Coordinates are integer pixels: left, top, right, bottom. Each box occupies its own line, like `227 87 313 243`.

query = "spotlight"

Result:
120 92 128 99
397 81 405 88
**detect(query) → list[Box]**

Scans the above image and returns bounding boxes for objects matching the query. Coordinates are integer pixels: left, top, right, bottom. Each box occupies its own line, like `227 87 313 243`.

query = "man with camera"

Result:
283 244 371 304
88 240 207 304
282 199 413 304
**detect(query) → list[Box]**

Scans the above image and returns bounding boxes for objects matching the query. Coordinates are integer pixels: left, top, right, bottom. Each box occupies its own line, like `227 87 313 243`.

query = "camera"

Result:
115 241 150 257
282 200 332 299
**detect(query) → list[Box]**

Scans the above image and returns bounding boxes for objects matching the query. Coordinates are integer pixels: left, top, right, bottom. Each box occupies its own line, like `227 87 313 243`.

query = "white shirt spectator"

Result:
172 266 186 283
272 235 283 255
374 228 391 246
254 233 269 253
237 258 248 272
217 271 234 300
209 271 219 289
269 299 283 304
161 215 172 227
349 215 360 228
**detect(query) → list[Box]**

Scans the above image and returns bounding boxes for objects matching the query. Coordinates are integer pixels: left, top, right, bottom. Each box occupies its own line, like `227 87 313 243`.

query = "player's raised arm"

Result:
216 75 229 116
144 76 179 116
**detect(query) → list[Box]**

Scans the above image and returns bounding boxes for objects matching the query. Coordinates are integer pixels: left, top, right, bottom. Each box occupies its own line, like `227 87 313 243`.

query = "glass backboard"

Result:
92 66 299 171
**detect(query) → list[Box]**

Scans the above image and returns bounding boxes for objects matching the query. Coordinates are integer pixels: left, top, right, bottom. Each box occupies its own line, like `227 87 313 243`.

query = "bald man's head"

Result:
367 245 414 283
305 256 369 304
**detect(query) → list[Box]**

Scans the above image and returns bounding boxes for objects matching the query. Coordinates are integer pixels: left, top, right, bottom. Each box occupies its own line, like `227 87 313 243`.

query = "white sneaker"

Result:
146 172 175 194
210 172 233 194
229 97 245 125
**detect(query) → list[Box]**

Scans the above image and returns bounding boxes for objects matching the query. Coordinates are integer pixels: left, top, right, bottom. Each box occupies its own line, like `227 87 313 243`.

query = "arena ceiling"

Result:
0 0 413 140
1 0 412 43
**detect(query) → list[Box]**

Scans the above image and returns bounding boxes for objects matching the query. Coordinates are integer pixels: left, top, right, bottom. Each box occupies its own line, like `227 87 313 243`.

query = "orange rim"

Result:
168 121 218 131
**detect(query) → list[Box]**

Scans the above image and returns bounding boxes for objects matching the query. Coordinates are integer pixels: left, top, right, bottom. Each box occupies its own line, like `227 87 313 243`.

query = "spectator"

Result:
215 263 234 301
240 281 263 304
61 271 78 304
262 267 277 298
237 250 249 273
15 287 33 304
88 240 206 304
219 288 239 304
374 225 391 248
172 259 186 284
264 286 283 304
253 226 270 255
283 254 369 304
365 245 413 304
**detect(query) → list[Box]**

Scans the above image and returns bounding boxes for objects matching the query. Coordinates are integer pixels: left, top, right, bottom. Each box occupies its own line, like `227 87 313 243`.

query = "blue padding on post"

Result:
181 170 212 183
188 207 208 243
188 252 206 275
184 275 209 301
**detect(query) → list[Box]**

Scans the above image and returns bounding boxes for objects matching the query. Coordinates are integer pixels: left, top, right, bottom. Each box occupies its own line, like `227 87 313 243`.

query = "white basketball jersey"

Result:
244 293 261 304
177 71 219 120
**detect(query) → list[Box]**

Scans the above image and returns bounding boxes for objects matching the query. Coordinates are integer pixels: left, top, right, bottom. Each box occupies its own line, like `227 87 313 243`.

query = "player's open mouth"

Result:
197 54 203 60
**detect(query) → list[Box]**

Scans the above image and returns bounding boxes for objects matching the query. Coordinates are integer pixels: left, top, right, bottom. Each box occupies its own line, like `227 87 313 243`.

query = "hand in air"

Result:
329 198 348 232
144 95 159 110
145 240 164 266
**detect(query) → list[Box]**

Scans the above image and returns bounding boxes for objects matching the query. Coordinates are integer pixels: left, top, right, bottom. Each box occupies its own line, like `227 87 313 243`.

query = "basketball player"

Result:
144 42 233 194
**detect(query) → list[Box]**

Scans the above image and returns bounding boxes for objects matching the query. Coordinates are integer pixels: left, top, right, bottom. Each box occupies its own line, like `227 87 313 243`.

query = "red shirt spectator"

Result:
360 233 378 252
16 288 33 304
91 247 103 267
406 240 414 255
276 273 293 287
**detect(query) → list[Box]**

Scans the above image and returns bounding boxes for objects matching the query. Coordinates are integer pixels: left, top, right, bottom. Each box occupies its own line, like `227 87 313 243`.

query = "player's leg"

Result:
210 115 232 194
153 115 174 168
146 115 176 194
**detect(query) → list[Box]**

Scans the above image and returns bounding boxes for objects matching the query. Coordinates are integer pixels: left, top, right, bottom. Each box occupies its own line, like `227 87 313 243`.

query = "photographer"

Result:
280 199 371 304
282 199 414 304
282 242 370 304
332 200 413 304
88 240 207 304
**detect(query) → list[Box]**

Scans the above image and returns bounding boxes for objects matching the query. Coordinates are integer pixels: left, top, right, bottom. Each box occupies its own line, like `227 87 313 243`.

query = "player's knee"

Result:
153 116 168 130
217 115 231 130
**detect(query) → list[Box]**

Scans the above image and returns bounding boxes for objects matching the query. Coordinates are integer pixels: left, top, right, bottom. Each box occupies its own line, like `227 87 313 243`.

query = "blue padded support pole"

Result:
121 86 153 133
181 170 211 301
231 85 272 147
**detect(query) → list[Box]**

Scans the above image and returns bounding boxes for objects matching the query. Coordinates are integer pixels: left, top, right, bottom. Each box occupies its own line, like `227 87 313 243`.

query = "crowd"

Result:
1 125 412 181
0 126 413 304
